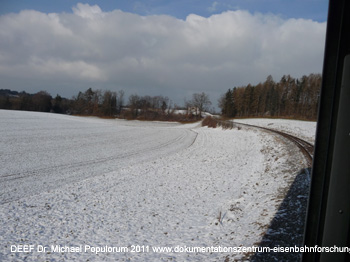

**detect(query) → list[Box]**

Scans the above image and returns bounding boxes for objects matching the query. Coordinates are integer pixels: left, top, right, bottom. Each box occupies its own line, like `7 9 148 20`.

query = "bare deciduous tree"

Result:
191 92 212 117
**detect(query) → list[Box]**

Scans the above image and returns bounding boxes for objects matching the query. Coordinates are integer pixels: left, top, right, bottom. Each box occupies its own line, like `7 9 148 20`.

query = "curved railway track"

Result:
235 122 314 165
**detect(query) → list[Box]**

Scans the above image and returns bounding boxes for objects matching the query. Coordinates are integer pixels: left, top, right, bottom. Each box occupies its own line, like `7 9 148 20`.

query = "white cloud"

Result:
0 4 326 106
72 3 104 19
208 1 219 13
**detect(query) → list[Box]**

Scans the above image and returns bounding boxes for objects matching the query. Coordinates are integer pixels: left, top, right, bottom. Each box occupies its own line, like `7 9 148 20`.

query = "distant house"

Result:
187 106 200 116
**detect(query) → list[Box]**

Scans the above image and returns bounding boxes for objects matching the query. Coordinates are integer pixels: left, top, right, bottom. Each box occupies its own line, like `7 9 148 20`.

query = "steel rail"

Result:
234 122 314 165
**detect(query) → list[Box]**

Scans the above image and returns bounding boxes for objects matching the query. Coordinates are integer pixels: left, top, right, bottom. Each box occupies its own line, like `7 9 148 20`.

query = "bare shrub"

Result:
202 116 217 128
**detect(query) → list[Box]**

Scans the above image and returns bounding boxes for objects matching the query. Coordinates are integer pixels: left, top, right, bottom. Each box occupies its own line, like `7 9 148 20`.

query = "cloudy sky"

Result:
0 0 328 108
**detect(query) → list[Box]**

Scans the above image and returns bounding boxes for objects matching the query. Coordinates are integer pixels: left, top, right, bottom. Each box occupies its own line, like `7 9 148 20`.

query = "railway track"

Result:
234 122 314 165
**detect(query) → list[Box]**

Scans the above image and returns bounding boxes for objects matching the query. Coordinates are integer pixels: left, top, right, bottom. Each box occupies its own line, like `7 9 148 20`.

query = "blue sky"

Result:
1 0 329 22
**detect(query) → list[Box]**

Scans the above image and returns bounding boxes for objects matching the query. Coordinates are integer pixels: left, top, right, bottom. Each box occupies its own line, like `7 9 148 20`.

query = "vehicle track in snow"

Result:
0 116 198 204
0 129 191 182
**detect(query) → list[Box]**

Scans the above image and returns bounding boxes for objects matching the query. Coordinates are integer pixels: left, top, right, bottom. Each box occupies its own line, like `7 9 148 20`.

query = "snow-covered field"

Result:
233 118 317 144
0 110 313 261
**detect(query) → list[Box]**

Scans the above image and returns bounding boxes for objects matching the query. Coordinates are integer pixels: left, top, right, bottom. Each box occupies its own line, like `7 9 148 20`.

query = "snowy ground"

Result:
0 110 312 261
233 118 317 144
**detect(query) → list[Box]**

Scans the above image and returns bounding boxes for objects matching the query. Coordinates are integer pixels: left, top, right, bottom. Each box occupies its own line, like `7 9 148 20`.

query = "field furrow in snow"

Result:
0 110 307 261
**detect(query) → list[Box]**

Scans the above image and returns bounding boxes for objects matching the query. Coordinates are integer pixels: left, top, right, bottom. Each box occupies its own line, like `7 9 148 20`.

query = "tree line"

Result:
0 73 321 121
219 74 321 120
0 88 212 122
